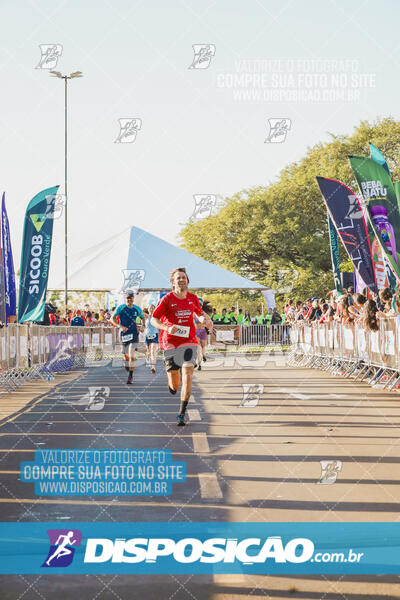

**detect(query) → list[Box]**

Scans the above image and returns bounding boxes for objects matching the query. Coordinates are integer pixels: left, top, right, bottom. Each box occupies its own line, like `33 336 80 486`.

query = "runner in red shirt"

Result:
151 267 213 426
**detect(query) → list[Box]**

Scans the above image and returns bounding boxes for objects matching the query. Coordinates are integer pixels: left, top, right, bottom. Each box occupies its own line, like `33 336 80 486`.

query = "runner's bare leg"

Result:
179 364 194 415
167 369 181 392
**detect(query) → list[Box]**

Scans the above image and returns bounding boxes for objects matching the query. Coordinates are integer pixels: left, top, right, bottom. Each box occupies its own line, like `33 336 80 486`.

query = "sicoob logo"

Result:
42 529 82 567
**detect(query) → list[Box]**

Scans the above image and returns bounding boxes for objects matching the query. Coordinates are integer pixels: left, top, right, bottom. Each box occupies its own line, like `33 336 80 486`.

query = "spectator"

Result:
378 287 394 315
318 303 330 323
236 308 245 324
243 309 252 325
211 308 220 322
271 308 282 325
363 299 379 331
228 306 237 324
306 299 321 322
85 311 94 325
70 310 85 327
220 308 231 324
253 309 264 325
347 286 354 305
349 293 366 321
337 295 353 324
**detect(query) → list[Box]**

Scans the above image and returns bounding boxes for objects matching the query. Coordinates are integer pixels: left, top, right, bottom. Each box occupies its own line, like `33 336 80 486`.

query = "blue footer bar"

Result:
0 522 398 574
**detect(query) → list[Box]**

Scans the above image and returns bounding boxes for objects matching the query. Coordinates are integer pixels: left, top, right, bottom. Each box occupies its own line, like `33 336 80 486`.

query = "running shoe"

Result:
197 364 202 371
127 373 133 385
151 366 156 374
203 356 207 362
168 386 177 395
177 413 187 427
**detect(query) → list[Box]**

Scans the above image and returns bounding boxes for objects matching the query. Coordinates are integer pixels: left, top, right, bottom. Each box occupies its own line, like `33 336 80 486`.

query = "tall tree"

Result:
179 118 400 301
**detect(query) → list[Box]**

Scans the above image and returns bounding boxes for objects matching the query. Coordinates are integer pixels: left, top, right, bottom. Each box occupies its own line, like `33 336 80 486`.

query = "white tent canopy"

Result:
48 226 271 293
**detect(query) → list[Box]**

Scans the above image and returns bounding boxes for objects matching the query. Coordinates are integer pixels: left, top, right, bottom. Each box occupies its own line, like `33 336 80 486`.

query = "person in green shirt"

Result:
228 306 237 324
243 309 252 326
236 308 245 324
220 308 231 324
253 310 264 325
211 308 221 323
264 309 272 327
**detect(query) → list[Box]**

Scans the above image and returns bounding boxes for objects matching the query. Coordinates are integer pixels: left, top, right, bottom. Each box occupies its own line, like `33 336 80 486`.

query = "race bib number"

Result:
171 325 190 338
147 334 157 340
121 332 134 342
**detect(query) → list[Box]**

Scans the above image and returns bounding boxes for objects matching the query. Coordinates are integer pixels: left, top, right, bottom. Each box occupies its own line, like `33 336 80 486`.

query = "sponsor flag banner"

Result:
0 218 4 324
327 213 342 292
394 181 400 217
369 142 390 176
349 155 400 281
1 193 17 323
1 522 400 574
316 177 377 293
17 186 59 323
369 146 396 289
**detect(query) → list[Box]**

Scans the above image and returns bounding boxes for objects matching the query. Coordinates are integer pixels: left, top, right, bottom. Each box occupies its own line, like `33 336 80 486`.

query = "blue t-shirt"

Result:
70 316 85 327
145 315 158 339
113 304 144 337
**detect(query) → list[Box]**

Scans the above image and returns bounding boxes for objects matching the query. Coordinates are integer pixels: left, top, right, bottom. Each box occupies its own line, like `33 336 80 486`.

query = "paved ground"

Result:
0 351 400 599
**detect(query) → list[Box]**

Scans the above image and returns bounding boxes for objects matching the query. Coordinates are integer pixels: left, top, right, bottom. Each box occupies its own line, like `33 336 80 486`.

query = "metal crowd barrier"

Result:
206 324 291 349
287 320 400 391
239 324 290 346
0 325 118 393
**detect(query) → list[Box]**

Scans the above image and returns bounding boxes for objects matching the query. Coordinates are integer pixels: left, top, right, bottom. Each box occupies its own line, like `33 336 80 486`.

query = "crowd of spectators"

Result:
43 303 113 326
283 286 400 332
210 306 286 326
43 302 290 328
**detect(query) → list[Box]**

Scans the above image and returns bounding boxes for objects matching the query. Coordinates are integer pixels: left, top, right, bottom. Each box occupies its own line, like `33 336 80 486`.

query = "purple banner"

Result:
1 193 16 324
44 333 83 372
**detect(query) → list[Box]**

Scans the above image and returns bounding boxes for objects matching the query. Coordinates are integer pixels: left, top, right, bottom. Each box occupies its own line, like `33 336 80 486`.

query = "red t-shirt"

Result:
153 291 202 349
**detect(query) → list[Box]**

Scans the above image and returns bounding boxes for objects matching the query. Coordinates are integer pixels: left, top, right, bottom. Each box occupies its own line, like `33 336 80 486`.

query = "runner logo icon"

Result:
121 269 145 291
114 118 142 143
264 118 291 143
42 529 82 568
35 44 63 70
241 383 264 407
318 460 342 485
188 44 216 69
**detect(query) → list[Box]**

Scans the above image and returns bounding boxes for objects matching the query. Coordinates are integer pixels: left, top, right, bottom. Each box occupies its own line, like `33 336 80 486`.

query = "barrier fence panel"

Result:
211 325 239 348
0 325 122 393
238 324 290 346
381 319 397 370
7 324 17 371
0 328 7 372
17 325 29 370
288 320 400 390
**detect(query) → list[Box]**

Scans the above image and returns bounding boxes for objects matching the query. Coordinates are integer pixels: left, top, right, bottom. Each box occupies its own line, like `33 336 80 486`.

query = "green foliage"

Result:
339 258 354 273
180 117 400 302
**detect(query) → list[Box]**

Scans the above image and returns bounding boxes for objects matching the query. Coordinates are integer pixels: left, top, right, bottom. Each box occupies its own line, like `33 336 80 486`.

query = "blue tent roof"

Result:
49 226 268 291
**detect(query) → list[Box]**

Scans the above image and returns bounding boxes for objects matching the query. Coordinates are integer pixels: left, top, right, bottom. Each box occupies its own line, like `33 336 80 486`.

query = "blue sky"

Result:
1 0 399 269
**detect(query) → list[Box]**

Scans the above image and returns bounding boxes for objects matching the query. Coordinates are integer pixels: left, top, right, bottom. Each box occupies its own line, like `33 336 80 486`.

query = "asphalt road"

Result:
0 351 400 599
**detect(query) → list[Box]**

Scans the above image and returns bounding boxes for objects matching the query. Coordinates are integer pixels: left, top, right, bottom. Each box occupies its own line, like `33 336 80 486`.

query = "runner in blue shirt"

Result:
145 304 159 373
110 290 144 384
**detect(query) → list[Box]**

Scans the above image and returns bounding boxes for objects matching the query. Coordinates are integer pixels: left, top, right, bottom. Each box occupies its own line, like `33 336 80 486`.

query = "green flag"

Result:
17 186 59 323
349 155 400 281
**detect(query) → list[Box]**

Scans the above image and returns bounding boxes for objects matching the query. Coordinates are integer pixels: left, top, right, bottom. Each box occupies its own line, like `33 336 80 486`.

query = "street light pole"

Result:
64 75 68 312
50 70 83 314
